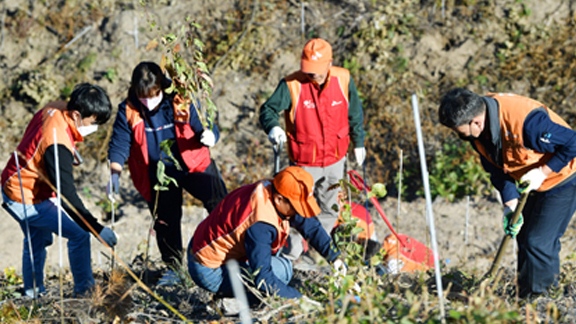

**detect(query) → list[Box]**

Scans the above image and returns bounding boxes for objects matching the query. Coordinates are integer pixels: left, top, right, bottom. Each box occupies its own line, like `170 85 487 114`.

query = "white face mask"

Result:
139 92 163 111
76 118 98 137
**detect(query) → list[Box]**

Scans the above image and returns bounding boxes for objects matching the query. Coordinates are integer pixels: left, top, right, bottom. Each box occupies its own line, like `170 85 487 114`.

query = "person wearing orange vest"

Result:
259 39 366 260
107 62 227 284
188 166 343 301
1 83 117 297
439 88 576 299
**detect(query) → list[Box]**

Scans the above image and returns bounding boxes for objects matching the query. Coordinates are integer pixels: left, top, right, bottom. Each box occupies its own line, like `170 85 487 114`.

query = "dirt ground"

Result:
1 0 576 311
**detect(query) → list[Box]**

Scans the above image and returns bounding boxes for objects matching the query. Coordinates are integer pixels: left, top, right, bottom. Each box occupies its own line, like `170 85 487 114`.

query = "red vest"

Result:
284 67 350 167
2 103 81 204
191 181 290 268
475 93 576 191
125 95 211 202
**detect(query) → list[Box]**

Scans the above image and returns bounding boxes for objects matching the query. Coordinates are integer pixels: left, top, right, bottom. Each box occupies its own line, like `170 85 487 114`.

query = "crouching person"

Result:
1 83 118 297
188 166 341 301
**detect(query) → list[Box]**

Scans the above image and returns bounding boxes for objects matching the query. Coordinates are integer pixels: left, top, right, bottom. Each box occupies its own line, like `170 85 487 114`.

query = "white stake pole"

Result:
411 94 446 322
226 259 252 324
465 195 470 245
13 151 37 299
53 129 65 323
397 149 403 231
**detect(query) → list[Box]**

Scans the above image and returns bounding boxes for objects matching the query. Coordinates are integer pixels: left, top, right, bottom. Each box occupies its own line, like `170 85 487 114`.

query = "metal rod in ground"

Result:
301 1 305 40
465 195 470 245
396 149 403 263
53 129 65 324
13 151 37 301
411 94 446 323
226 259 252 324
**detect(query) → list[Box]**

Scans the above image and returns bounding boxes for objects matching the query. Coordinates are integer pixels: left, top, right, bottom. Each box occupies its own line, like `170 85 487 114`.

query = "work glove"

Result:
354 147 366 166
332 259 361 293
200 129 216 147
268 126 286 146
106 173 120 199
518 166 546 193
502 204 523 237
99 227 118 247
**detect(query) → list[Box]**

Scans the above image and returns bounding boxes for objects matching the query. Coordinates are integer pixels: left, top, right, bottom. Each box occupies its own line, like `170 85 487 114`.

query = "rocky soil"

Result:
1 0 576 322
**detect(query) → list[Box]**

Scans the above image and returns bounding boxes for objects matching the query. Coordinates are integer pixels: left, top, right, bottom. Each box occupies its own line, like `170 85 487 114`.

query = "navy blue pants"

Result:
517 179 576 297
148 160 227 268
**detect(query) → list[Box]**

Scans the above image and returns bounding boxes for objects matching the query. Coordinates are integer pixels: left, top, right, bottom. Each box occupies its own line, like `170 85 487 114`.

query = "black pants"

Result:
517 179 576 297
147 160 227 268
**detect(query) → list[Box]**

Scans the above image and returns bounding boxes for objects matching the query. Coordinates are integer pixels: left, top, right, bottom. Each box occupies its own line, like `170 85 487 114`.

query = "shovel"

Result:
273 141 283 176
347 170 435 270
484 191 530 279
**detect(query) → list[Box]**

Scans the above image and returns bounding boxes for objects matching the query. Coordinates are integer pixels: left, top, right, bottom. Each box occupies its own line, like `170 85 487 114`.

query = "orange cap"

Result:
273 166 320 218
301 38 333 75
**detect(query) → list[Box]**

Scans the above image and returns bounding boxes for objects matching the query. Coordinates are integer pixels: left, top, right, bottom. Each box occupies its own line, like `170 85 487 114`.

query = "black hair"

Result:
438 88 486 128
68 83 112 125
129 61 171 99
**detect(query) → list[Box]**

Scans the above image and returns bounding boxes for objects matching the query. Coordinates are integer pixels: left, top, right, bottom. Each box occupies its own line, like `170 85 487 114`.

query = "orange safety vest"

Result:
191 181 290 269
125 95 211 202
284 67 350 167
1 103 82 204
475 93 576 191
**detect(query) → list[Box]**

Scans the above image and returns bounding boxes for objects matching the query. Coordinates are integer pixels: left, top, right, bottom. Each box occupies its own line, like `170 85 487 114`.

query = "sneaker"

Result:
157 269 180 286
217 297 240 316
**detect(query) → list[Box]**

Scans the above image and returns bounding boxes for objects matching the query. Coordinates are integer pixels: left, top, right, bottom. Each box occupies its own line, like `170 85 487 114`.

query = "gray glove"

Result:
99 227 118 247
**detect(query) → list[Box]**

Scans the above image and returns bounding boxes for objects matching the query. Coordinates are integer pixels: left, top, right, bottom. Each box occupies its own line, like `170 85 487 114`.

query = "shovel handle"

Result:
485 191 530 278
273 141 283 176
347 170 403 245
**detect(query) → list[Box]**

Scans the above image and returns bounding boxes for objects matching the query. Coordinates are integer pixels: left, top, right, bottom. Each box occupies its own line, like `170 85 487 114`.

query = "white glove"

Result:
200 129 216 147
268 126 286 145
333 259 347 277
354 147 366 166
519 166 547 193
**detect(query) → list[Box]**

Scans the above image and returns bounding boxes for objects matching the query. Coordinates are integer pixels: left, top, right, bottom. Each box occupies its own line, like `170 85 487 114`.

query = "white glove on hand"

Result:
333 259 347 278
299 295 323 310
268 126 286 145
354 147 366 166
200 129 216 147
519 166 547 193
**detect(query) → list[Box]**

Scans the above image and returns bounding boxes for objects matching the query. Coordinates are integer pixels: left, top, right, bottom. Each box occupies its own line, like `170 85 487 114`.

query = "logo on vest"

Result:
303 100 316 109
331 100 343 107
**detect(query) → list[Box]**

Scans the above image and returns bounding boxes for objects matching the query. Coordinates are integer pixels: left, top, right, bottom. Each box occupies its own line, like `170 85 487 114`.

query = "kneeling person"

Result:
188 166 340 299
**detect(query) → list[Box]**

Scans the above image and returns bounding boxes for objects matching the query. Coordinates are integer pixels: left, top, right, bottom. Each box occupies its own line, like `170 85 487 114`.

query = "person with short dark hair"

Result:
1 83 117 297
439 88 576 298
107 62 227 285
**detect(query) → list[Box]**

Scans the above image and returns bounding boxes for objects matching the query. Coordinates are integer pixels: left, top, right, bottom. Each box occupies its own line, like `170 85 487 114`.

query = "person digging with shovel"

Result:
1 83 118 298
438 88 576 299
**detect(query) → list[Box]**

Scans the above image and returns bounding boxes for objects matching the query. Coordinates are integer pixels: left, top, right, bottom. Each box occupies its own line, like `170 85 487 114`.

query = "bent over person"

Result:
259 38 366 260
188 166 342 300
438 88 576 298
1 83 117 297
107 62 227 284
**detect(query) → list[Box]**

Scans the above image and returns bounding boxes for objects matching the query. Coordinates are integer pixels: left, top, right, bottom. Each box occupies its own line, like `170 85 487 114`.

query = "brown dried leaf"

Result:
145 39 158 51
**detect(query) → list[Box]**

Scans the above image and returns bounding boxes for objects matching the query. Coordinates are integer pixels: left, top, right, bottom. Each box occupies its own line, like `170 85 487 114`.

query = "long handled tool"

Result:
485 191 530 279
347 170 434 270
13 151 37 300
273 141 283 176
